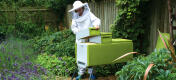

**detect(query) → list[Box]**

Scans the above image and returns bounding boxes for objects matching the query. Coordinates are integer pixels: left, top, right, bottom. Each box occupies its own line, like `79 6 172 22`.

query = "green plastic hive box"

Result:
76 27 100 39
89 32 112 43
101 32 112 43
76 38 133 67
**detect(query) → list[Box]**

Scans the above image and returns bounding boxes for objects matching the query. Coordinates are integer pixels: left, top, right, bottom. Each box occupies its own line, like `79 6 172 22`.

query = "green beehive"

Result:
76 38 133 67
101 32 112 43
89 32 112 44
76 27 100 39
88 27 100 37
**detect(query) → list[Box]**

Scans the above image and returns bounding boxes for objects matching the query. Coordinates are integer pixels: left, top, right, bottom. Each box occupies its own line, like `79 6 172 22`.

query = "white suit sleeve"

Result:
90 12 101 26
71 19 79 34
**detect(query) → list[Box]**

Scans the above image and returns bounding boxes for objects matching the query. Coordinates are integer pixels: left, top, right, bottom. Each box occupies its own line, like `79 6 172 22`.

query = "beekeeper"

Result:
68 1 101 80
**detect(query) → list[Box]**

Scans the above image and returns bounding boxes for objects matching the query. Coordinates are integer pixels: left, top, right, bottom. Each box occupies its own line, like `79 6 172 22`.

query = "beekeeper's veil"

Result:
68 1 91 20
68 1 93 31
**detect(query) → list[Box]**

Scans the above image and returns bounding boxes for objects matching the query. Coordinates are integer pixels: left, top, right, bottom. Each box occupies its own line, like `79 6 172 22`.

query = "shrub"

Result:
116 49 176 80
36 53 77 76
111 0 151 53
31 29 75 57
0 22 45 40
95 63 125 77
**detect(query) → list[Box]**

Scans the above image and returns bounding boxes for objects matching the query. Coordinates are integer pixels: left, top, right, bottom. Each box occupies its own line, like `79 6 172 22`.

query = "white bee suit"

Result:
70 3 101 43
69 1 101 77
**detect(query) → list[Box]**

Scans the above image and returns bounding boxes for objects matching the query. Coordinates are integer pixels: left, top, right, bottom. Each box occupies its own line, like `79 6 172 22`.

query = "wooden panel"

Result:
148 0 176 52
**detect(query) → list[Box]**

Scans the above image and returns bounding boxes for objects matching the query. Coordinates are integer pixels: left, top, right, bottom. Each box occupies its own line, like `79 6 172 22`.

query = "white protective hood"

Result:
69 3 101 43
70 3 93 33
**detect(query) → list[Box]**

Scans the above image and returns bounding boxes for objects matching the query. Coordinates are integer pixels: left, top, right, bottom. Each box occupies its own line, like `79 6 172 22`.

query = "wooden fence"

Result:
0 8 59 27
148 0 176 52
66 0 118 32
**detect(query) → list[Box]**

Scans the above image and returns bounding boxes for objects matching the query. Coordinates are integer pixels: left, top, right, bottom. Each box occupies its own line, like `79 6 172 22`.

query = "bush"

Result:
31 29 75 57
116 49 176 80
111 0 151 53
36 53 77 76
95 63 125 77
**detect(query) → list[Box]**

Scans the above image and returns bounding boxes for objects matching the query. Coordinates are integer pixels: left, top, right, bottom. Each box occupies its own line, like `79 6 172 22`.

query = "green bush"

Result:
36 53 77 76
111 0 151 53
95 63 125 77
0 22 44 40
31 29 75 57
116 49 176 80
0 10 45 39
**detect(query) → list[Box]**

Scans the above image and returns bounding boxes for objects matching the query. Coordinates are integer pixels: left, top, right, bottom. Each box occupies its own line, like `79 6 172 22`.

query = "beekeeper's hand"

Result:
95 25 99 30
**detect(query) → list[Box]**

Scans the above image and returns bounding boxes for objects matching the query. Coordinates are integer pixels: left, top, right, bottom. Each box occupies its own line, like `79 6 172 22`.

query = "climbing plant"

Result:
112 0 151 53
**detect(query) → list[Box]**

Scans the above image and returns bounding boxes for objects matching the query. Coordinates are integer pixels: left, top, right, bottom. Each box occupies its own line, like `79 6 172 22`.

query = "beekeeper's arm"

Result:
90 12 101 29
71 19 79 34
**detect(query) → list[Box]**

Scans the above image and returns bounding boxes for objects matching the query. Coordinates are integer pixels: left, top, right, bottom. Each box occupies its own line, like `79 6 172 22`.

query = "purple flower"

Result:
11 73 16 79
3 69 8 73
25 56 29 60
25 73 30 80
2 64 6 67
13 62 18 67
64 61 66 65
65 69 69 72
1 47 5 53
20 66 25 73
33 65 38 74
14 56 18 60
40 67 45 72
15 77 20 80
58 57 62 60
8 52 12 55
56 66 59 68
8 76 11 80
7 57 10 61
26 62 32 66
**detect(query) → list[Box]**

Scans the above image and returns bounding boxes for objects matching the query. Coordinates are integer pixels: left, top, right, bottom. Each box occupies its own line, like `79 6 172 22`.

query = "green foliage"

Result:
0 0 51 9
0 7 46 39
95 63 125 77
30 29 75 57
112 0 151 53
0 22 45 39
14 21 44 39
116 49 176 80
36 53 77 76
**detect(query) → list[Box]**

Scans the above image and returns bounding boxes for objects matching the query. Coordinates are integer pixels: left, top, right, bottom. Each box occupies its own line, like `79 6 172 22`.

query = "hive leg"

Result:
76 66 86 80
88 67 96 80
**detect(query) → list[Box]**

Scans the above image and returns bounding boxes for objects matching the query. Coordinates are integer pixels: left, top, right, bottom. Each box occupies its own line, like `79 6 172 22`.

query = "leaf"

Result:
158 30 176 62
143 63 154 80
113 52 139 62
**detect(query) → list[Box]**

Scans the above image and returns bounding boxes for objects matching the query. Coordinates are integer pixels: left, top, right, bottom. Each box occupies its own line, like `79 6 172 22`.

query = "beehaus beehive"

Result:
76 27 133 67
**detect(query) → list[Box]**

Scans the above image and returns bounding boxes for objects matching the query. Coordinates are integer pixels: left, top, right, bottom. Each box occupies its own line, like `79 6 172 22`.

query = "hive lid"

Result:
112 38 132 43
101 32 112 35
